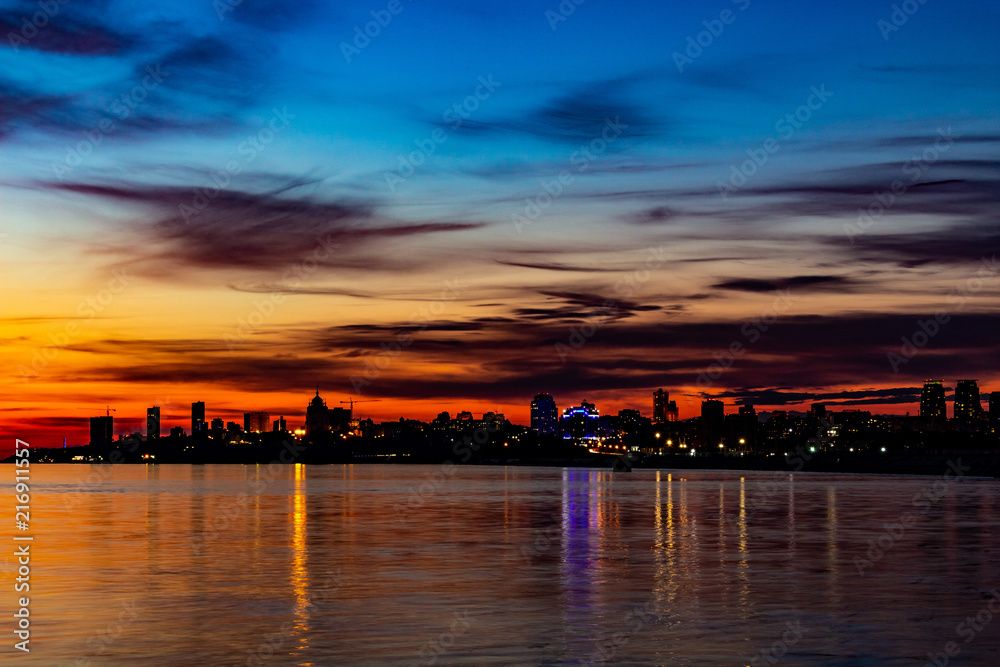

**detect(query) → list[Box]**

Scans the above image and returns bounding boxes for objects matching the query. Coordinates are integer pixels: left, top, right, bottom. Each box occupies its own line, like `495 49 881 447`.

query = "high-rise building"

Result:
618 409 648 438
531 393 558 435
561 400 599 442
810 404 827 419
920 380 947 422
90 415 113 448
733 404 758 450
954 379 981 423
191 401 206 434
990 392 1000 424
701 399 725 448
666 400 679 422
306 390 330 435
653 389 669 423
273 416 287 432
244 411 270 433
146 406 160 440
211 418 224 435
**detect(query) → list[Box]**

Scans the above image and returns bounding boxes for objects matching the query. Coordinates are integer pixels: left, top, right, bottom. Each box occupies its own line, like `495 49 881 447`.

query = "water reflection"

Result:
653 471 677 608
737 476 749 615
291 464 309 649
18 465 1000 666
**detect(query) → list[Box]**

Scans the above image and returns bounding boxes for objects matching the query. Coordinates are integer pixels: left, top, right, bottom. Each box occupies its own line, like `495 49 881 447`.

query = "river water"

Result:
4 464 999 665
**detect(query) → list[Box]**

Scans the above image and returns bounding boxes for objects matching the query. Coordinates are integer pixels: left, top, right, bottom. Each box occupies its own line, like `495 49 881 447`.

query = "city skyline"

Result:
2 0 999 455
59 380 1000 449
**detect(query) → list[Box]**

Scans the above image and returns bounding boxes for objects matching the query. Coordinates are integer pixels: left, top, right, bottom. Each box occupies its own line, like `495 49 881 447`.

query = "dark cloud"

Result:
229 283 379 299
834 222 1000 268
626 206 676 226
712 275 861 293
0 1 134 55
713 387 923 407
0 84 75 139
47 179 487 276
0 5 297 143
495 260 623 273
61 309 1000 409
514 291 662 323
715 161 1000 225
518 89 656 143
430 82 661 144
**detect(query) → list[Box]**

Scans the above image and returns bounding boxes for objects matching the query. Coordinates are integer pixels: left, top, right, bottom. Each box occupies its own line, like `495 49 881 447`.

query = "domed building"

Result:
306 389 330 435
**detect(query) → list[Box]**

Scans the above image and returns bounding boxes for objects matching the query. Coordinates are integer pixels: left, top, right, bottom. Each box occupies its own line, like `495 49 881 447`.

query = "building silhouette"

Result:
531 393 558 435
330 406 351 433
666 400 679 422
306 389 331 435
90 415 113 447
954 380 982 422
653 389 668 423
244 411 270 433
273 416 287 432
920 380 947 421
726 404 757 450
991 391 1000 424
701 399 725 448
191 401 206 434
146 406 160 440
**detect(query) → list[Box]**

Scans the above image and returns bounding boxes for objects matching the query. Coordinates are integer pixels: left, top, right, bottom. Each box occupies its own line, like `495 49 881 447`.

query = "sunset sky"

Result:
1 0 998 450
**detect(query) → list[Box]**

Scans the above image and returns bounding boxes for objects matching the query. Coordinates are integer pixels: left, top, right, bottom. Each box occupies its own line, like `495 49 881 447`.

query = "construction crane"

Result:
340 398 381 411
105 406 116 417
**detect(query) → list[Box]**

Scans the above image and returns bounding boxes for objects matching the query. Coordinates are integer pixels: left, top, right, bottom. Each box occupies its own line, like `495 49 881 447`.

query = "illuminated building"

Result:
560 400 599 442
244 411 270 433
530 393 558 435
920 380 947 422
653 389 668 423
954 379 982 422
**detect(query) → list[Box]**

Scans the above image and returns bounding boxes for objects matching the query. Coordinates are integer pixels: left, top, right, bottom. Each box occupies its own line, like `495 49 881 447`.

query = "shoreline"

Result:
4 452 999 478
